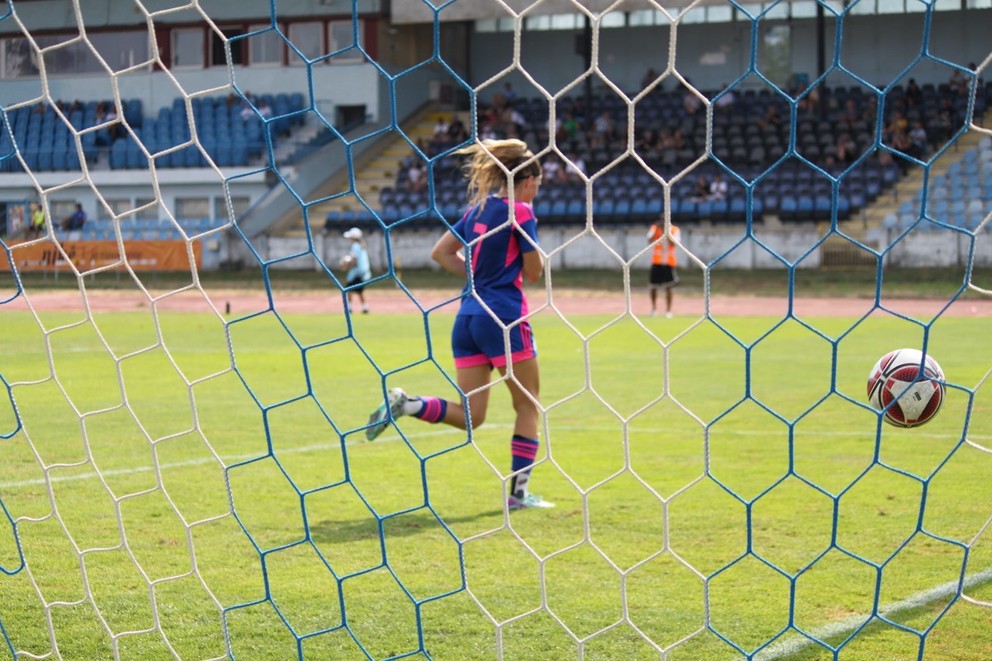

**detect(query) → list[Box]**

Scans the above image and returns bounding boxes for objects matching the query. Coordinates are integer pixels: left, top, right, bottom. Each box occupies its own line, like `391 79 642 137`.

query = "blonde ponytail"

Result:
456 138 541 210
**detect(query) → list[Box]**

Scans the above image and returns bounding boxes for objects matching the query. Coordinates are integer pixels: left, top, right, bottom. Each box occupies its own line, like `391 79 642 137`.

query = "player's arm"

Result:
517 216 544 282
521 249 543 283
431 230 467 277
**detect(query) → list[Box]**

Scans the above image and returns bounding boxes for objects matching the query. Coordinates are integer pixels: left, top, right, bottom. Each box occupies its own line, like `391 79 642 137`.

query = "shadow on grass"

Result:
309 508 504 545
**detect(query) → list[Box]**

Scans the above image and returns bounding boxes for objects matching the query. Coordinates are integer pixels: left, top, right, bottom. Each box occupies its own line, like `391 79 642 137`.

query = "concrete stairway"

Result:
287 105 464 238
819 116 990 266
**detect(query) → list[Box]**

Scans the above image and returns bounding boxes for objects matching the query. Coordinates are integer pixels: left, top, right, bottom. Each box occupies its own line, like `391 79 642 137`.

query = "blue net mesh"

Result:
0 0 991 659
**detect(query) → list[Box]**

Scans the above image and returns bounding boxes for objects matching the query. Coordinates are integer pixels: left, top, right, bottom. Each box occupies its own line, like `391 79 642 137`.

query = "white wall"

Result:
236 225 992 273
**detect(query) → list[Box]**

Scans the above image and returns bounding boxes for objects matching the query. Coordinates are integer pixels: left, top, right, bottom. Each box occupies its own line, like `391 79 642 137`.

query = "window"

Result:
327 20 363 61
849 0 877 15
2 38 39 79
50 201 78 223
2 31 151 79
176 197 210 221
629 9 665 26
215 195 250 223
707 5 733 23
761 25 792 89
172 28 204 68
211 27 246 67
526 15 552 30
600 12 626 28
288 22 323 63
475 18 498 33
875 0 904 12
550 13 583 30
100 199 132 221
789 1 819 18
248 23 283 65
134 198 159 221
90 31 152 72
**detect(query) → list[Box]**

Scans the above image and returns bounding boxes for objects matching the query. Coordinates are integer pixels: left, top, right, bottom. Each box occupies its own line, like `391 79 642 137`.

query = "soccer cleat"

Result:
664 311 673 319
508 493 556 511
365 387 408 441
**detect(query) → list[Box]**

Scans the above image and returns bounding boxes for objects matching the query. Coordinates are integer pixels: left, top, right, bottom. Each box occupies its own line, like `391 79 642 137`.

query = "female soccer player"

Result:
365 138 553 511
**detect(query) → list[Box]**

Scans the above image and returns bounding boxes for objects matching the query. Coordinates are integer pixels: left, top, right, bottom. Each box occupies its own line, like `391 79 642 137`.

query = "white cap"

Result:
343 227 363 239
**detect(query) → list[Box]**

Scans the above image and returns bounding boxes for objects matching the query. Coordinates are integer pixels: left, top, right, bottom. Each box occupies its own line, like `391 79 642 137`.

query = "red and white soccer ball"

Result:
867 348 945 428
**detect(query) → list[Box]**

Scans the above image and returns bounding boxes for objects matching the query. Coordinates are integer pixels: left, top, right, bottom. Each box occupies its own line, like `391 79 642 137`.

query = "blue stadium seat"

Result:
593 197 615 221
779 195 798 221
813 194 833 220
613 198 631 223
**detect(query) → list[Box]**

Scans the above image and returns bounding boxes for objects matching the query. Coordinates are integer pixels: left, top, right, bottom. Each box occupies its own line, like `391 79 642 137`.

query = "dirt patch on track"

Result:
6 286 992 319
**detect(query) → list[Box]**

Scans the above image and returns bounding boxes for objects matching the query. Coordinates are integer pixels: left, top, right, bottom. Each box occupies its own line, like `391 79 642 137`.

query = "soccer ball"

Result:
338 254 355 270
867 348 945 428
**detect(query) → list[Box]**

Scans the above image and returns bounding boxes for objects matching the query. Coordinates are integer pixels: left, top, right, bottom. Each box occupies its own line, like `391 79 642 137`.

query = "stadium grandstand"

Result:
0 0 989 271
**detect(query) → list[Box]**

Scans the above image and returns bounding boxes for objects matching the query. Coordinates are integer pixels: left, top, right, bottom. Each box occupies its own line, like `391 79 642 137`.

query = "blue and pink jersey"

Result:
452 195 539 322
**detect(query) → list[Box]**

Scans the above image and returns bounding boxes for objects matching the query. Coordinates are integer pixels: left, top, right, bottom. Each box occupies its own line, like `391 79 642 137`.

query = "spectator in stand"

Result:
683 85 702 115
240 92 258 121
641 67 659 91
592 109 616 147
556 110 580 147
542 157 565 185
448 115 468 144
904 78 924 108
503 103 527 138
60 203 86 232
908 120 929 160
26 202 45 239
708 172 728 200
714 83 736 109
796 82 820 114
757 104 782 130
860 95 878 125
835 132 857 164
948 68 969 96
501 81 518 105
840 98 859 124
256 98 273 119
479 119 499 141
430 124 452 155
565 152 586 184
889 130 913 173
932 97 958 143
407 161 426 194
94 101 117 147
635 128 661 161
885 110 909 138
689 175 710 203
434 115 450 140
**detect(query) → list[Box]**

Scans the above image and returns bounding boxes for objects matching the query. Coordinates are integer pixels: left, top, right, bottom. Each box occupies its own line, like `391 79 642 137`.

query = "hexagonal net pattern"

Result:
1 1 992 660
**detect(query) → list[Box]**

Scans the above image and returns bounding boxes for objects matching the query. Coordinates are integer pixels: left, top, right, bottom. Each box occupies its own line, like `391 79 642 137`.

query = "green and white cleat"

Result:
508 493 556 511
365 387 408 441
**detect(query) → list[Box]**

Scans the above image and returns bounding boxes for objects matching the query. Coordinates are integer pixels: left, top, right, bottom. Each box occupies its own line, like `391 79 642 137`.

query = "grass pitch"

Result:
1 304 991 660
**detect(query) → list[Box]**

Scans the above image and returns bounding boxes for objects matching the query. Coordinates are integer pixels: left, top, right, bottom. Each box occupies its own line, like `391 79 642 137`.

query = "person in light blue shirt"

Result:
343 226 372 314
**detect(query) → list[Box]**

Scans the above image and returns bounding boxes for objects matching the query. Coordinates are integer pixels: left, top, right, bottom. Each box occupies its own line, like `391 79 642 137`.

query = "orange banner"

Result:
1 240 202 272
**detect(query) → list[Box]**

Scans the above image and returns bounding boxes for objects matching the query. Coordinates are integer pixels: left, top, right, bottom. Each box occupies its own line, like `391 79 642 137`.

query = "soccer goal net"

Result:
1 0 991 659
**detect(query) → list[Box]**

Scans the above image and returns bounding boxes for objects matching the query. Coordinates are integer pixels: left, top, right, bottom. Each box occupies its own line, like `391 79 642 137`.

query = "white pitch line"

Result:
0 425 487 490
749 567 992 660
1 423 987 490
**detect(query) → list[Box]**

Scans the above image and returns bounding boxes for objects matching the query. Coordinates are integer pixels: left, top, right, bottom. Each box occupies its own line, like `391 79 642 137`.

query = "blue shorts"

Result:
451 314 537 369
